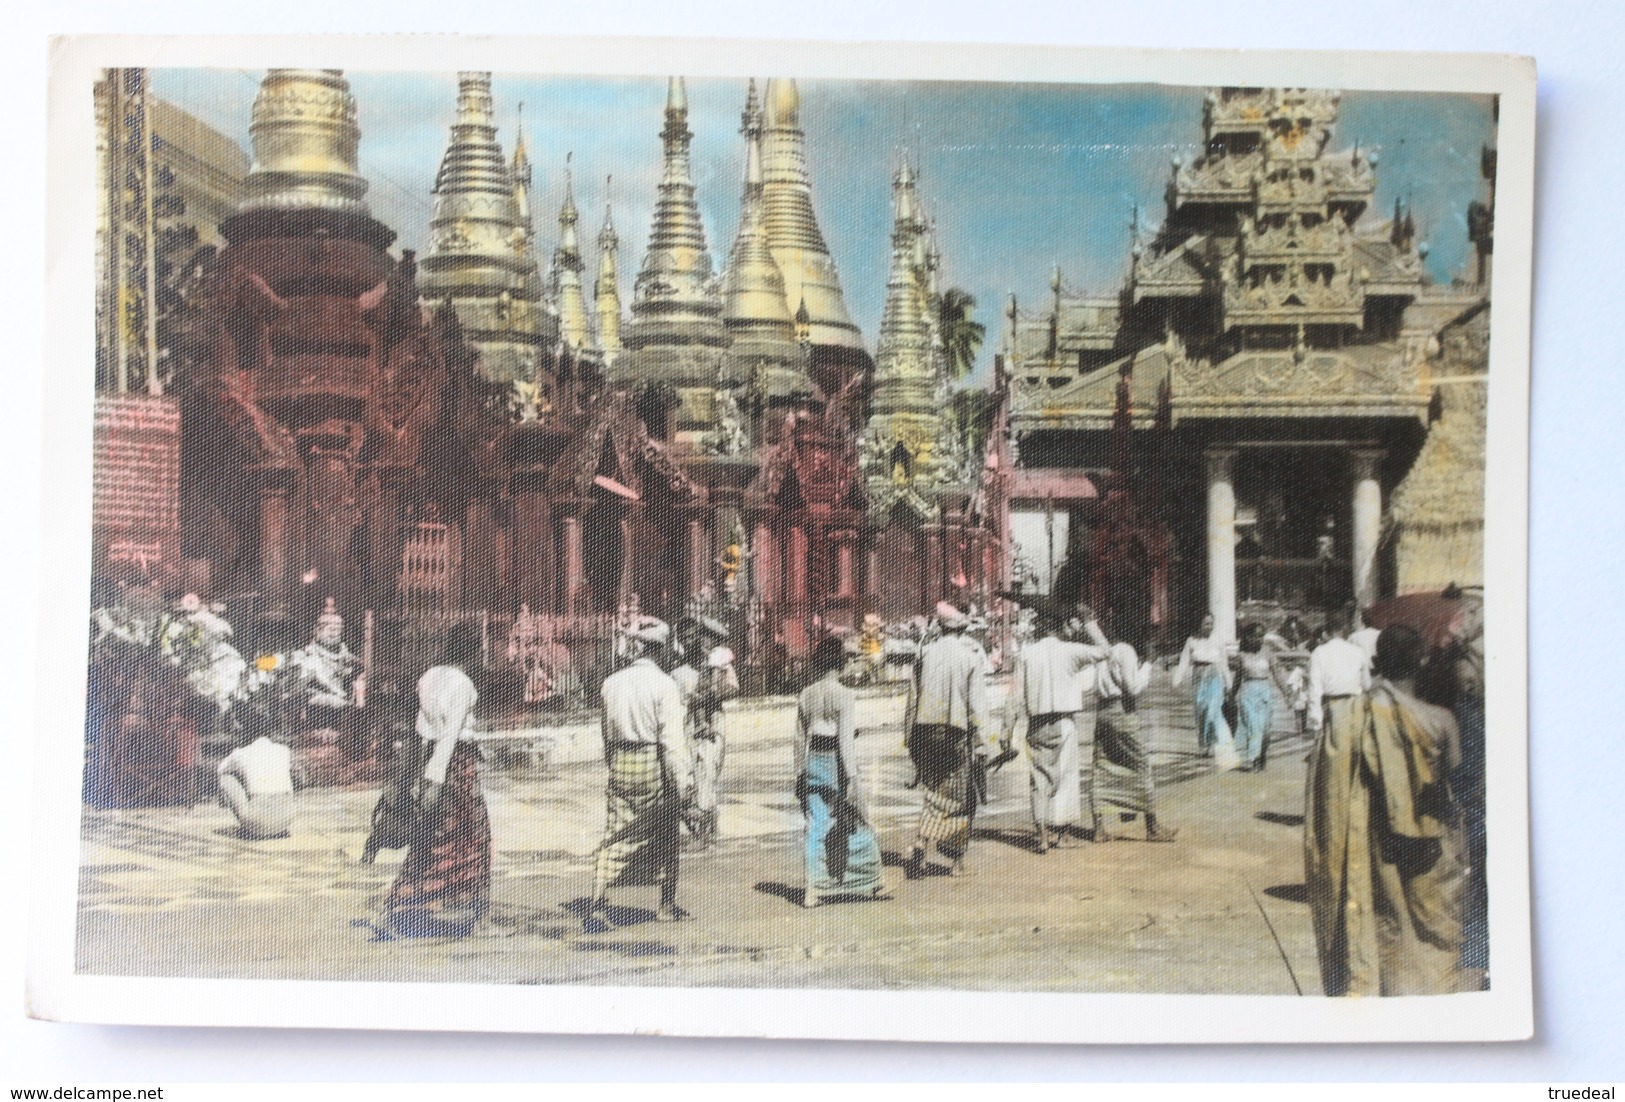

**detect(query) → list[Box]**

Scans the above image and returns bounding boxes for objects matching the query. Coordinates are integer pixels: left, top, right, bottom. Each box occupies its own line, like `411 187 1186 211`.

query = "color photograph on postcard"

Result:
41 36 1533 1040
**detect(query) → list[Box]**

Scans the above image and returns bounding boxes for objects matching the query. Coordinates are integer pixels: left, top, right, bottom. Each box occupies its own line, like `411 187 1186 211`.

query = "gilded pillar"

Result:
687 515 710 599
1351 448 1386 613
1205 447 1238 642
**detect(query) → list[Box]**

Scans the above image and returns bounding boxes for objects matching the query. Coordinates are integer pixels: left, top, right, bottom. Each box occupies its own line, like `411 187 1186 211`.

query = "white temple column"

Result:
1351 448 1385 613
1205 447 1238 642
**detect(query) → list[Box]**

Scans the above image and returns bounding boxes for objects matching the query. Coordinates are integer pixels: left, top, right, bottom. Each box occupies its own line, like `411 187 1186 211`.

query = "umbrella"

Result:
1362 588 1482 651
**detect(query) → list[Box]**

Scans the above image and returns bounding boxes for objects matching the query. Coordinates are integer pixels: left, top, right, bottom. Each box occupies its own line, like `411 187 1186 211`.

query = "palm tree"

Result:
937 287 985 380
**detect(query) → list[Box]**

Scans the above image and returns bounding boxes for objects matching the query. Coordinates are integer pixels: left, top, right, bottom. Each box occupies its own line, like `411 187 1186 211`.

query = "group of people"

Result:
192 581 1486 997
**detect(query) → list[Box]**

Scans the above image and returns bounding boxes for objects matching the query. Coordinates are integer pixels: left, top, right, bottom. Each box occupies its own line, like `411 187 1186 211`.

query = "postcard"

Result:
31 33 1535 1042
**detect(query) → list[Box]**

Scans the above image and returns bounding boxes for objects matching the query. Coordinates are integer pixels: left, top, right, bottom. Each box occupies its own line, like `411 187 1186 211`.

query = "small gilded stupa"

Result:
862 154 955 521
420 72 556 384
551 154 596 355
617 77 732 444
595 182 624 366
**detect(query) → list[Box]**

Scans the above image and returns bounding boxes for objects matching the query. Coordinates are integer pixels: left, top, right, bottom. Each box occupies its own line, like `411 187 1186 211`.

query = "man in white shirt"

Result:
1347 608 1382 676
1307 606 1371 734
1004 605 1109 852
586 616 695 933
217 734 295 839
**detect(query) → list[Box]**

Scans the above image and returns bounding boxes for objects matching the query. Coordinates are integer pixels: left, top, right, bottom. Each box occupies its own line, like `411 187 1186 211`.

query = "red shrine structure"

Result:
140 69 1000 696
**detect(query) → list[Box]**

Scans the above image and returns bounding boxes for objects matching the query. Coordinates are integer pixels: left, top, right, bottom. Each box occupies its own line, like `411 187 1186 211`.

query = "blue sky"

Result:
152 69 1495 375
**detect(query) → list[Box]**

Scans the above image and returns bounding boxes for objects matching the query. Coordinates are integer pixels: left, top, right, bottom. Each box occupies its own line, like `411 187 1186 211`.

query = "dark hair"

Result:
810 635 848 680
440 621 485 669
1239 622 1265 654
1372 624 1427 681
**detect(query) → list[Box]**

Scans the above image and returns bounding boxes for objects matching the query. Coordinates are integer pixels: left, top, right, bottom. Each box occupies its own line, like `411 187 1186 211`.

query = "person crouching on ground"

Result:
381 621 491 939
796 635 893 908
904 600 992 879
585 616 695 933
216 731 294 839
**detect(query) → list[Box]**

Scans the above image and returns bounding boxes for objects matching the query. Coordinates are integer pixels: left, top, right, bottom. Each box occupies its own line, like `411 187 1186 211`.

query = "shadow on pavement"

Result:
1263 883 1309 904
1255 811 1306 827
753 880 805 905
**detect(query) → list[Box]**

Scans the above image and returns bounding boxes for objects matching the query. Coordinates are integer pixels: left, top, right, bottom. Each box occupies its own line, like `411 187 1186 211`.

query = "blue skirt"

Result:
1233 679 1275 766
1193 666 1233 751
804 749 883 899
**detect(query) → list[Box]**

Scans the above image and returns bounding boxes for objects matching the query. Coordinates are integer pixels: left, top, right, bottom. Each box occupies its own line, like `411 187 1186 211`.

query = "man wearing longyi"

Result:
584 616 696 933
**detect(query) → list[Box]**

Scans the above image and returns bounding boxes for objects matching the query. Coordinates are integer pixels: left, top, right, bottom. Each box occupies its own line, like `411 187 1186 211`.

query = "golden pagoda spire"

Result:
618 76 730 395
595 176 623 362
722 80 808 408
723 80 794 339
759 77 862 350
420 71 554 383
552 153 595 352
237 69 370 215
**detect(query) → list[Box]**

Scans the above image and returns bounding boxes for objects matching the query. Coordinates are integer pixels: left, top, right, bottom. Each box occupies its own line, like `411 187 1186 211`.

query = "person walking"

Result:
1173 612 1238 767
795 636 892 907
1003 605 1108 852
1305 624 1469 996
1090 637 1177 843
584 616 695 933
381 622 490 939
904 601 992 879
1231 623 1282 771
669 616 738 849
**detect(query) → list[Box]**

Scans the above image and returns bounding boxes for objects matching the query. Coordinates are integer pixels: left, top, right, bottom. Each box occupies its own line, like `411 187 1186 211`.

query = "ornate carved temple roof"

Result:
419 72 555 385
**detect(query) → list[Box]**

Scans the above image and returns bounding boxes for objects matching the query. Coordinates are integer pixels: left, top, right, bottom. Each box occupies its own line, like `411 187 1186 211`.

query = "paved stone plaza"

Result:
75 682 1324 995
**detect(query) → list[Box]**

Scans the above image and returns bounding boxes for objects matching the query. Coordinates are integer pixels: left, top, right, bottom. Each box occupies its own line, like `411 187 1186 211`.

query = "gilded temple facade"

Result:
1003 87 1491 645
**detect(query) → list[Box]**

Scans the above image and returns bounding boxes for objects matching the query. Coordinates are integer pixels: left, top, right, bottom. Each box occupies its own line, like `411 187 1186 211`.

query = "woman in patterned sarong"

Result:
1305 624 1469 996
382 623 491 939
1174 612 1238 767
795 637 891 907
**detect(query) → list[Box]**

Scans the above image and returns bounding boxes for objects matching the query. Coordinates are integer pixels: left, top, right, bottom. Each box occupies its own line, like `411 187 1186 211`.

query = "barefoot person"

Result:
904 601 992 879
1305 624 1469 996
669 616 738 849
1004 604 1108 852
795 636 891 908
216 732 294 839
381 622 490 939
584 616 695 933
1091 638 1177 843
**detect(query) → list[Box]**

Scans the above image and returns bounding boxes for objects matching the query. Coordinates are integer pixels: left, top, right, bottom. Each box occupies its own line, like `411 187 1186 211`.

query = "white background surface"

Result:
6 0 1621 1082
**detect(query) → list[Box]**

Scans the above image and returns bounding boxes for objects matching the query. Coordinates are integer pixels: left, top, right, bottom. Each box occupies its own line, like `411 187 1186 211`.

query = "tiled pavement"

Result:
75 677 1325 994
